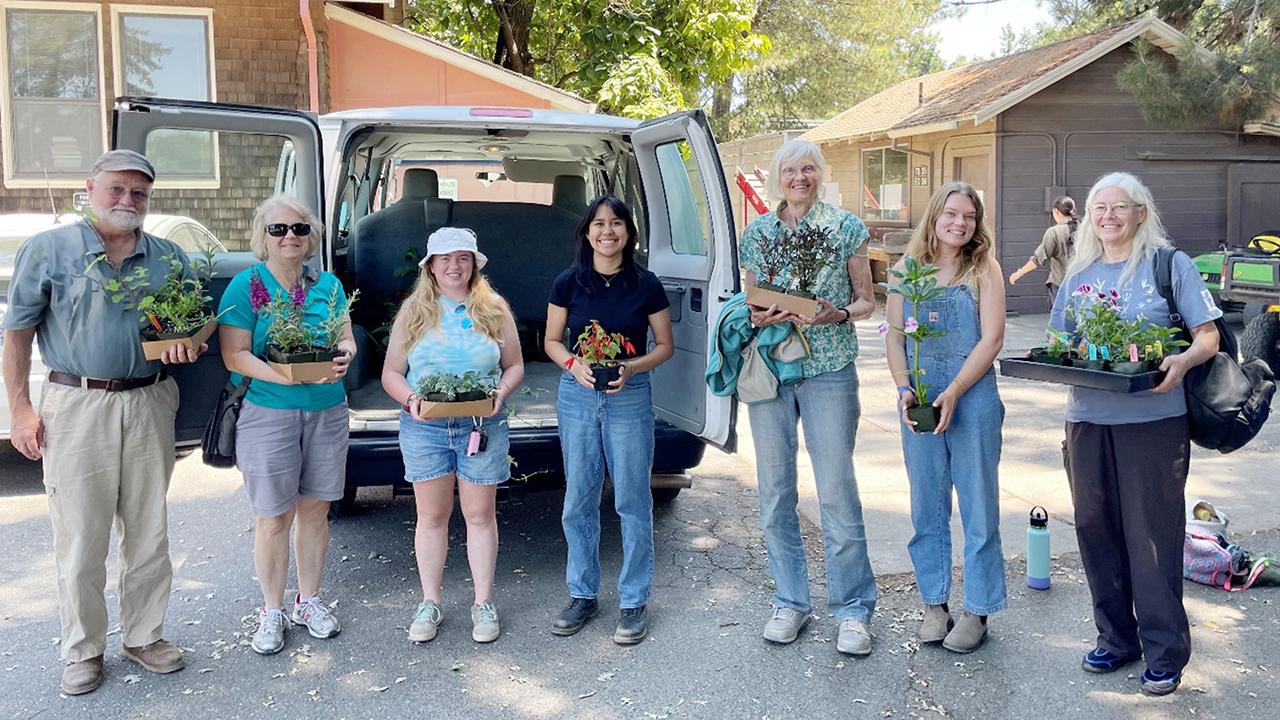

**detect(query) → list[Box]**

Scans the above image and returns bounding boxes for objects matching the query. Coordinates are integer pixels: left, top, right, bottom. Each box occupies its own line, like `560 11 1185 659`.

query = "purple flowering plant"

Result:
1061 284 1185 361
254 270 358 357
877 257 946 403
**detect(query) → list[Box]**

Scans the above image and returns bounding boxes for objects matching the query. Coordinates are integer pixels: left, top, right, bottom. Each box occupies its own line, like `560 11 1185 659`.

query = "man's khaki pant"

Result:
41 378 179 662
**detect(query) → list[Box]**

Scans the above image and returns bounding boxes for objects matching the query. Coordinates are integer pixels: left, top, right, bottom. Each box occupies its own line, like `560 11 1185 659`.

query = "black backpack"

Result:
1154 247 1275 453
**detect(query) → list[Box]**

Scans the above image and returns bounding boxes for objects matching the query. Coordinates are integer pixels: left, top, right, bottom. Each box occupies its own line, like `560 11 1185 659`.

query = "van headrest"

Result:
551 175 586 214
401 168 439 202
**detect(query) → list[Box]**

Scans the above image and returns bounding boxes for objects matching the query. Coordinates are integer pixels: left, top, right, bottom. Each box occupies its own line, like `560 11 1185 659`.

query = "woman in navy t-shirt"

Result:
543 195 673 645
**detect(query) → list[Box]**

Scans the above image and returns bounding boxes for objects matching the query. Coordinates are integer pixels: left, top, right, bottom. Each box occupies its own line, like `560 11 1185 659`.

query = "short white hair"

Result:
766 139 827 201
249 193 323 261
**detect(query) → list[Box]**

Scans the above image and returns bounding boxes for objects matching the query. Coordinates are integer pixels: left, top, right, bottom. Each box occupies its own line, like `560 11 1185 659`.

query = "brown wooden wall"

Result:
997 45 1280 314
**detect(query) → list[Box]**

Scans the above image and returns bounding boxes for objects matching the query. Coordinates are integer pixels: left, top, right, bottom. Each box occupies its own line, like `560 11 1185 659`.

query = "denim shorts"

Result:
398 411 511 485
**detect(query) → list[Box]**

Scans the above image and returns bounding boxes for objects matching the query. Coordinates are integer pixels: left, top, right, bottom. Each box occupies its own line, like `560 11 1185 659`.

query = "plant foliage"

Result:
878 257 946 403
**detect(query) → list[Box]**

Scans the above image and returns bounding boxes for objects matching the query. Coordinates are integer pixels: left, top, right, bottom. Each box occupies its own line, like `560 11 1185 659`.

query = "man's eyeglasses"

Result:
1091 202 1143 216
105 186 151 203
266 223 312 237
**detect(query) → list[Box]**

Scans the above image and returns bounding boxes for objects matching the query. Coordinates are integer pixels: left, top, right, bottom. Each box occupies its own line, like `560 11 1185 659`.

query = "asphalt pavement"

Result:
1 310 1277 720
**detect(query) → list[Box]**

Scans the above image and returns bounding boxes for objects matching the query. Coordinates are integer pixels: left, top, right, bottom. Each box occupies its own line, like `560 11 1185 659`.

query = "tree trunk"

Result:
711 79 733 119
490 0 536 76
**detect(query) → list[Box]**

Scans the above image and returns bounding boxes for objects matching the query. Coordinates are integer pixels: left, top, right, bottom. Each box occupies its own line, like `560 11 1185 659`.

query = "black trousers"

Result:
1063 415 1191 673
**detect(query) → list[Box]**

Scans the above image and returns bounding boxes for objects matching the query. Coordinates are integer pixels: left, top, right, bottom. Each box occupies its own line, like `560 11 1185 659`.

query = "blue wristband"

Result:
896 385 914 396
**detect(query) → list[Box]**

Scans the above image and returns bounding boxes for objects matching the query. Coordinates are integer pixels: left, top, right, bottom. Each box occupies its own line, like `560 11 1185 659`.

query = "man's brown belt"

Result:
48 370 168 392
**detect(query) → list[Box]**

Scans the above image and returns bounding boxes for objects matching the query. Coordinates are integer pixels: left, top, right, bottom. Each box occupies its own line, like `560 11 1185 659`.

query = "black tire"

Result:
1240 312 1280 377
329 486 359 519
175 447 196 460
651 486 682 504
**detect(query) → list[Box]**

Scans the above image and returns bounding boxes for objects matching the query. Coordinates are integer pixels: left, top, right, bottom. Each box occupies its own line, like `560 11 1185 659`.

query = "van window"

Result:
654 141 710 256
389 161 553 205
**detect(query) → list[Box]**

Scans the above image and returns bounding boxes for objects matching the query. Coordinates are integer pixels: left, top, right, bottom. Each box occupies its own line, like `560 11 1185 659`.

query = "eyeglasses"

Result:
105 185 151 203
266 222 312 237
780 165 818 179
1090 202 1143 216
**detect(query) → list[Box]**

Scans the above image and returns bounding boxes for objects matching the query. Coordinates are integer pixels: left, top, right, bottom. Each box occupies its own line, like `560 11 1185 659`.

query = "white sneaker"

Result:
409 601 443 643
836 618 872 656
291 594 341 639
471 601 500 643
252 608 287 655
762 607 810 644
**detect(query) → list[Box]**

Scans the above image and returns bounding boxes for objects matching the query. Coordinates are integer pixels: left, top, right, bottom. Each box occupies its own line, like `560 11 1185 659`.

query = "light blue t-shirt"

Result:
406 295 501 389
1048 250 1222 425
218 263 348 411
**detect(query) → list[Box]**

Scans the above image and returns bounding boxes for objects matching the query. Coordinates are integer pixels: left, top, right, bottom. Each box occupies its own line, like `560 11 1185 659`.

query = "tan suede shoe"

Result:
941 612 988 653
122 639 185 674
919 604 954 644
61 655 104 695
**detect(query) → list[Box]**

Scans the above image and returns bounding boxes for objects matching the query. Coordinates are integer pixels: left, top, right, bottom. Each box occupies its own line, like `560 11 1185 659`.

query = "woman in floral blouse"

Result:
739 139 878 656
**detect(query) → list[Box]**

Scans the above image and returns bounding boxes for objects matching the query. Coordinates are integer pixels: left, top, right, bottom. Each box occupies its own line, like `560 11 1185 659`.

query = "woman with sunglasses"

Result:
381 227 524 645
217 194 356 655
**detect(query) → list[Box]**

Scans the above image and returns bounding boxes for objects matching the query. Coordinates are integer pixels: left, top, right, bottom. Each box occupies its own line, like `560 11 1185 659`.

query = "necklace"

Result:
596 269 622 287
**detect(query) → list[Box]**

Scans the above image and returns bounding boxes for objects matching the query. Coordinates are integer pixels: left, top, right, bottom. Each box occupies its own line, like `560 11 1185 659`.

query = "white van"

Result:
112 97 740 506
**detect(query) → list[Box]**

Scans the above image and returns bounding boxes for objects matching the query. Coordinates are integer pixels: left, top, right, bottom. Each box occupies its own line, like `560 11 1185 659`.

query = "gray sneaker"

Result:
762 607 810 644
291 594 341 639
409 600 443 643
471 601 500 643
252 607 287 655
836 618 872 656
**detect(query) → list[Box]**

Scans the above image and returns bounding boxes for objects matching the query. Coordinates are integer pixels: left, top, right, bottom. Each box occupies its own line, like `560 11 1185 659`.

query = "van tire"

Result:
651 487 682 504
330 486 359 519
1240 312 1280 378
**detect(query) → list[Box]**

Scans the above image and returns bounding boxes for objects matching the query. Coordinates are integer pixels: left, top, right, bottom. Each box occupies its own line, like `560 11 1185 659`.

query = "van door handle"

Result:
690 288 703 313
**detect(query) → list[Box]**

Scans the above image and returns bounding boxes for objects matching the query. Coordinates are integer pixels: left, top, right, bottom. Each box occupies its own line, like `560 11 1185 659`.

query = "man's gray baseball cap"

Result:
90 149 155 181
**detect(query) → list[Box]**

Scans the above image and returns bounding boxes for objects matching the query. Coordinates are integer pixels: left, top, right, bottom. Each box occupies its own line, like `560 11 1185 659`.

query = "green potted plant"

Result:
412 370 498 418
878 257 946 433
575 319 637 391
746 226 838 317
1067 286 1127 370
89 244 227 359
257 277 359 382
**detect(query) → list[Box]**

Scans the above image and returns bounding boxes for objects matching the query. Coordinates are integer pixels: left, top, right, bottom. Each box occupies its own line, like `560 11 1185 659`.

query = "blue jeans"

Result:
748 364 877 622
557 372 655 609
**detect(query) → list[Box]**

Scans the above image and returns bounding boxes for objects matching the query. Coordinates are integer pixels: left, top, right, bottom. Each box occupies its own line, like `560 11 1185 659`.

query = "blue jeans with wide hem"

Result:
748 364 877 623
557 372 655 609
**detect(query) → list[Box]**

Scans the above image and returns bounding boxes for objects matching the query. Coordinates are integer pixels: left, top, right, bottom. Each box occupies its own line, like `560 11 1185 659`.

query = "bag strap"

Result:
1153 246 1181 325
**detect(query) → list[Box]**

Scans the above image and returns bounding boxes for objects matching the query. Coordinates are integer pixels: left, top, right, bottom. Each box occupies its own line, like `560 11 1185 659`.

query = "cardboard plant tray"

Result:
269 359 337 384
415 396 495 419
746 285 819 317
140 319 218 360
999 357 1164 393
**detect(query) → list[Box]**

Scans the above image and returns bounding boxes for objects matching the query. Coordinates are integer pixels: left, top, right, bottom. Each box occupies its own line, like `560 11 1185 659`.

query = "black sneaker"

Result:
614 606 647 645
1140 668 1181 696
551 597 598 636
1081 647 1138 674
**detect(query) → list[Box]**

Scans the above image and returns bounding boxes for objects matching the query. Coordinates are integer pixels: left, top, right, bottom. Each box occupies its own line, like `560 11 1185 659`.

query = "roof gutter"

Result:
300 0 320 112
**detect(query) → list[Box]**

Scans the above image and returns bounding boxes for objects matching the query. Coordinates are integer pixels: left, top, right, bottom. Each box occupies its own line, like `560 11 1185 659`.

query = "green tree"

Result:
715 0 949 138
406 0 767 118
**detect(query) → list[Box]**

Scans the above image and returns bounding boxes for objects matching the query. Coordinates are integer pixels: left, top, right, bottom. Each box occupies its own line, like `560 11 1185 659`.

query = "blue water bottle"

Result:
1027 506 1051 590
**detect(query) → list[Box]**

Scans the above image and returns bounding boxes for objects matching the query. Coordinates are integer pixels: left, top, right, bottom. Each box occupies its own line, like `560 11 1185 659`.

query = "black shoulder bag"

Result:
1153 247 1275 453
201 377 251 467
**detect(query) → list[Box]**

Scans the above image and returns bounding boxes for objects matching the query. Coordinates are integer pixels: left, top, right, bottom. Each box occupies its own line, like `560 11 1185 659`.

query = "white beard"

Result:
104 208 143 233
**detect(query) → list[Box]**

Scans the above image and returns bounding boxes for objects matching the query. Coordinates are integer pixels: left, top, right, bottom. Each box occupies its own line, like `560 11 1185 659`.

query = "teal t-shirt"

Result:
217 263 348 411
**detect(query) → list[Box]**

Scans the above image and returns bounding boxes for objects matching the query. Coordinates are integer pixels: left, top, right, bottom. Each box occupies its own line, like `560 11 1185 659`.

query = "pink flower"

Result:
249 271 270 312
1074 284 1094 296
1109 289 1119 299
878 322 890 336
904 318 920 333
291 281 306 307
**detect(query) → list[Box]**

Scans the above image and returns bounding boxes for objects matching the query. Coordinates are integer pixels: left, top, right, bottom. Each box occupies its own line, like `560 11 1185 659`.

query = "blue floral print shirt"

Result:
738 200 869 378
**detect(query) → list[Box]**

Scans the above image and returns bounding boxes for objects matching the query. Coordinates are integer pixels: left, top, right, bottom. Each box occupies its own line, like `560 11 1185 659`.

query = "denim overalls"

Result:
902 283 1007 615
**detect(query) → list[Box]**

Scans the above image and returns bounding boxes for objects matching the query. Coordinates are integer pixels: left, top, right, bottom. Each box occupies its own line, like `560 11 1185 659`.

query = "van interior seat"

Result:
351 168 450 326
551 174 587 216
450 200 580 356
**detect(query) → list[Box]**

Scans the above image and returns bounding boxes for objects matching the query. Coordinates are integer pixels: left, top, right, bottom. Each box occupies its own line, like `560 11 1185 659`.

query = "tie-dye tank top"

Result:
406 295 502 388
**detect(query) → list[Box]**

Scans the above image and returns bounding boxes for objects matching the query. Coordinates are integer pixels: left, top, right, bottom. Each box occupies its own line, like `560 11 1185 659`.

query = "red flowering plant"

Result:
574 320 637 391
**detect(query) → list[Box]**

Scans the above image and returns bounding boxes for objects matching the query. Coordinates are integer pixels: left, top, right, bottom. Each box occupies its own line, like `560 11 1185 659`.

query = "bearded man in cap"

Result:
2 149 205 695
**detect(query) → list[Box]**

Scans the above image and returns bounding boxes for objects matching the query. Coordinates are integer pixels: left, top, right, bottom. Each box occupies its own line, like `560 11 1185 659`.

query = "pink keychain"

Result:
467 429 482 456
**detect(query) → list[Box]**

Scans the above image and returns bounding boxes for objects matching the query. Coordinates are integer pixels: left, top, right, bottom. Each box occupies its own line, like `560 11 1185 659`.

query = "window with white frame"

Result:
861 147 909 222
113 7 217 184
2 3 104 184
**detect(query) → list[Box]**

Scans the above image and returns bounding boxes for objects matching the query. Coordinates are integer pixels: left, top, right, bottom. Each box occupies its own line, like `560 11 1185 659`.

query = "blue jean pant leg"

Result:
557 376 606 599
793 365 877 622
902 424 955 606
951 376 1007 614
750 364 877 621
601 377 656 608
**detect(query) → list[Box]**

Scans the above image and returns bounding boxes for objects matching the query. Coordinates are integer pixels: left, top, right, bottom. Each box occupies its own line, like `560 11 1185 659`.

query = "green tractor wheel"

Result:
1240 312 1280 378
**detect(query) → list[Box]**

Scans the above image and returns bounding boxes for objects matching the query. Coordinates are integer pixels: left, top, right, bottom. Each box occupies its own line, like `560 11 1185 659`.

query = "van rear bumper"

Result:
344 420 707 489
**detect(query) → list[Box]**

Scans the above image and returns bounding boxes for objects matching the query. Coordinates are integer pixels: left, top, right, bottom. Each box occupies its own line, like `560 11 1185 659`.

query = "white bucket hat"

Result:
420 227 487 269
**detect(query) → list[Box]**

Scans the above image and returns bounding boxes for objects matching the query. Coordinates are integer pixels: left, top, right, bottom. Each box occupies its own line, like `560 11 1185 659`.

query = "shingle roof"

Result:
802 18 1178 143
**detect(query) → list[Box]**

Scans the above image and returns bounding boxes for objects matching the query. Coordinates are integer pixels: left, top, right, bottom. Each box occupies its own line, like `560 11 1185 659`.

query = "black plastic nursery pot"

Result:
592 363 622 391
139 319 217 361
267 345 316 363
907 404 942 433
424 389 490 402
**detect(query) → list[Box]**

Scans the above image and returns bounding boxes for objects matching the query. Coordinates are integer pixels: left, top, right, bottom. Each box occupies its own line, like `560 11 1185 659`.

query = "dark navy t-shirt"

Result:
548 266 670 357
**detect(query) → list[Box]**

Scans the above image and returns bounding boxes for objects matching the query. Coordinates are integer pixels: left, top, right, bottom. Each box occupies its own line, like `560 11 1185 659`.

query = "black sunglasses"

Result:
265 222 311 237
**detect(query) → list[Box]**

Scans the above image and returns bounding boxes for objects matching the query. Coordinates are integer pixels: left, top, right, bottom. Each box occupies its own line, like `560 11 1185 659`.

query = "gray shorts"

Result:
235 399 349 517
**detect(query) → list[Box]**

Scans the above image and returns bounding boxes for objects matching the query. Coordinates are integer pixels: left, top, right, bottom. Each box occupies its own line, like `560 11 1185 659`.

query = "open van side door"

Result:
630 109 739 451
113 97 324 444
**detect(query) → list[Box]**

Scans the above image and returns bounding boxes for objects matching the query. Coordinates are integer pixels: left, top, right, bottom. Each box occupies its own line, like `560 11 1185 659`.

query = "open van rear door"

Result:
630 110 739 451
112 97 324 444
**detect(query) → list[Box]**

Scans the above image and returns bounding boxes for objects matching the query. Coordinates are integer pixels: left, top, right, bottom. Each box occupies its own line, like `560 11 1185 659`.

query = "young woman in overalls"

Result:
884 182 1007 654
